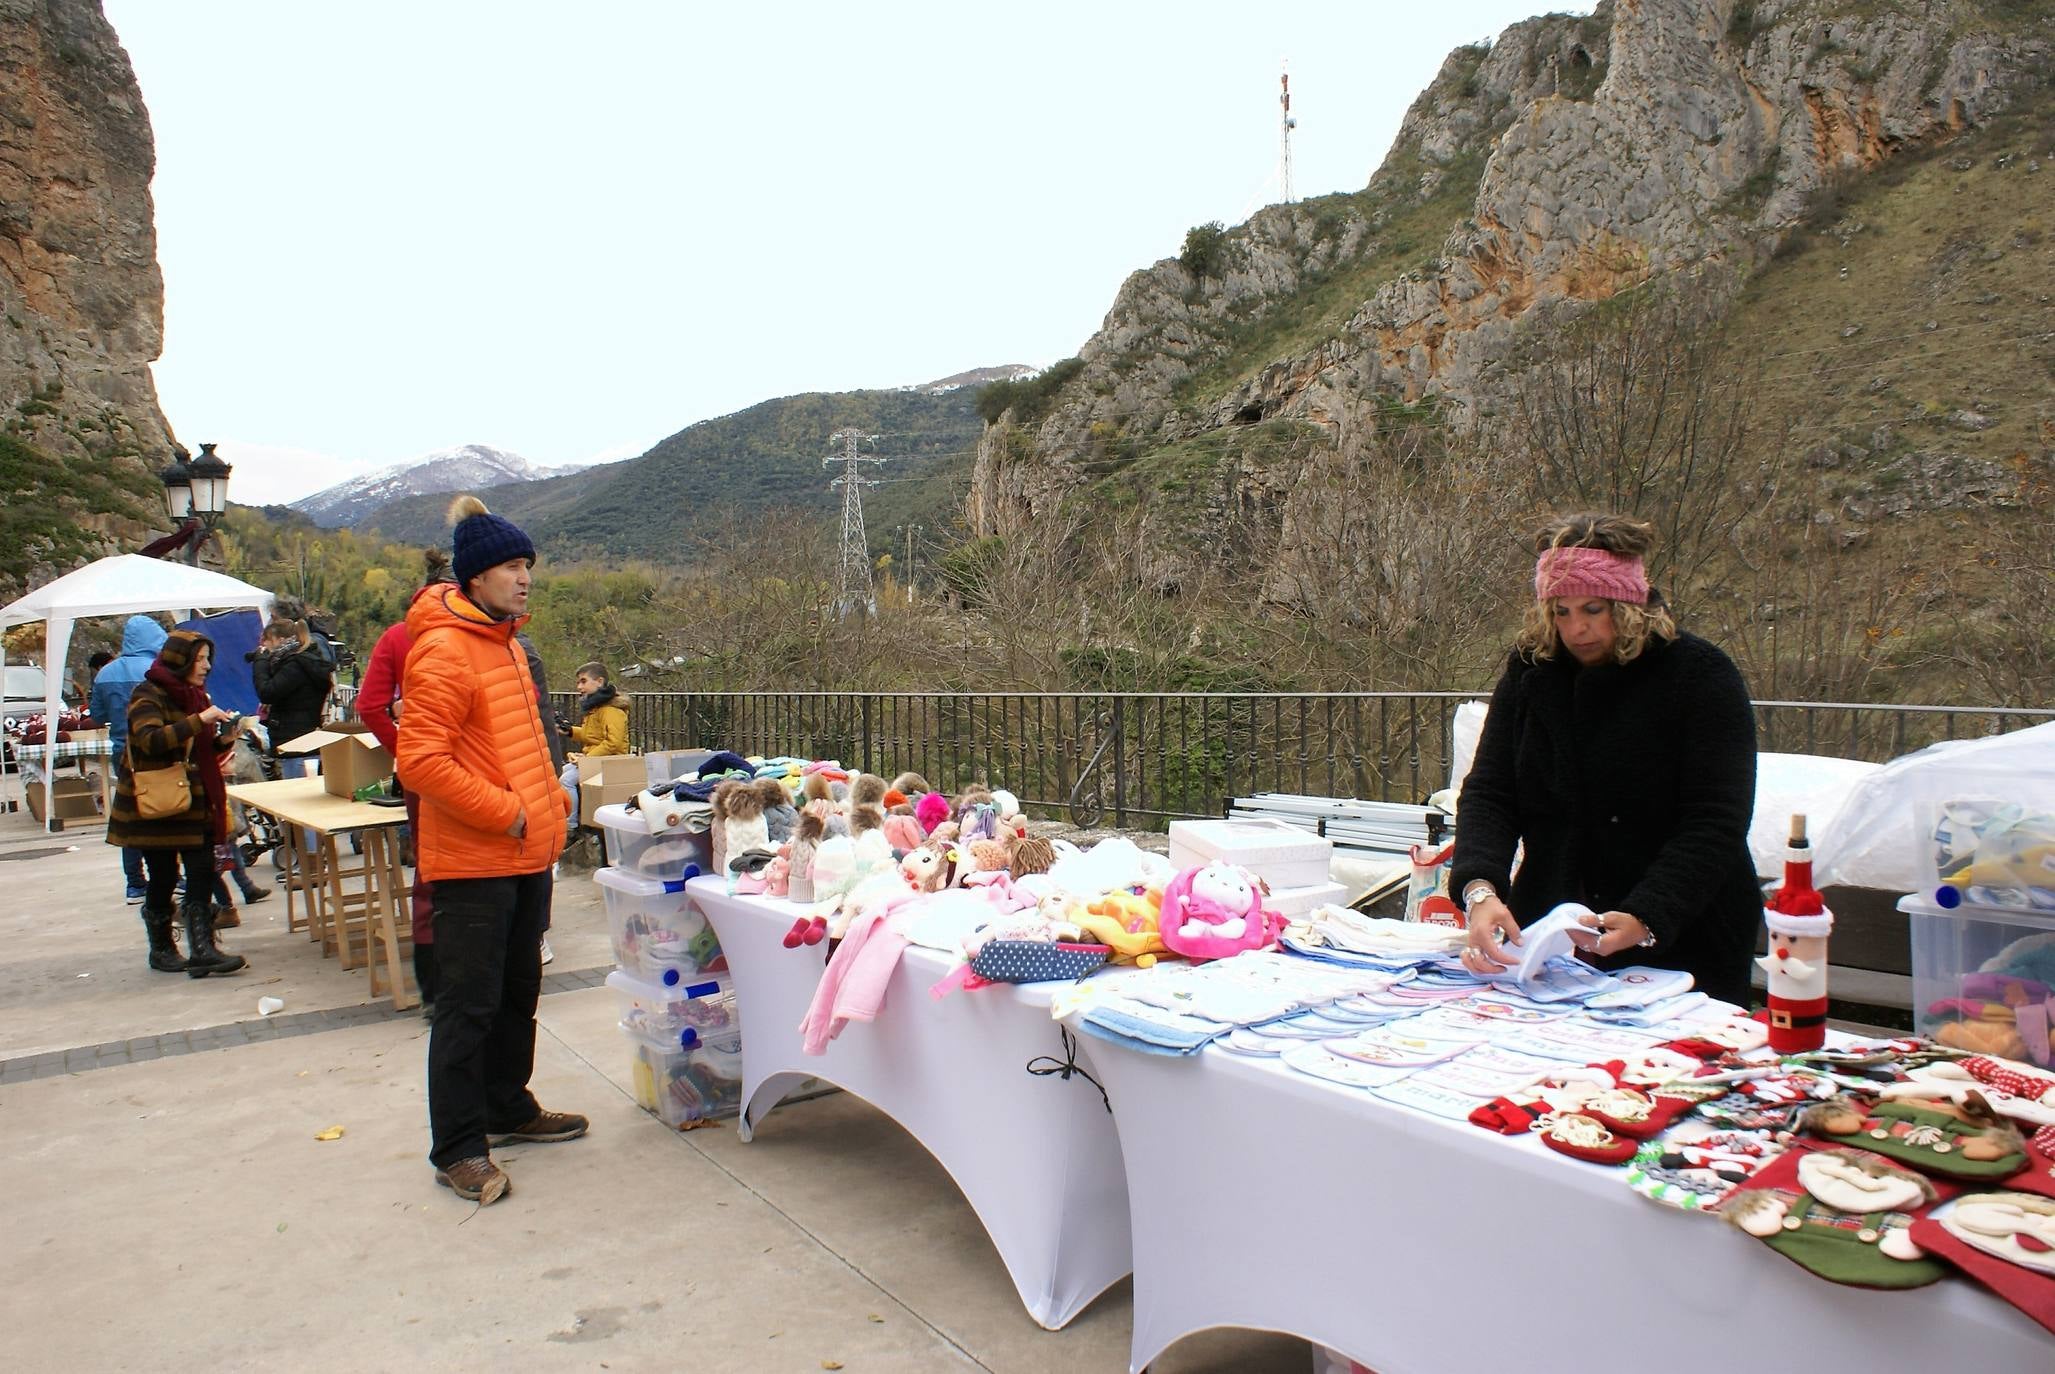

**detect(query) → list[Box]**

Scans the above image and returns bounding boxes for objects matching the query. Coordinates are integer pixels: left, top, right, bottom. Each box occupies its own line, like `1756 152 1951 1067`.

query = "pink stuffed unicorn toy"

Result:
1157 861 1283 961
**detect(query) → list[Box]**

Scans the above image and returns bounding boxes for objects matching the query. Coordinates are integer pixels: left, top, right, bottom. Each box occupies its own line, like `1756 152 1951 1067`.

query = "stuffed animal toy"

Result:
847 773 888 835
1158 860 1283 961
915 791 951 835
900 841 950 894
881 813 925 853
1073 887 1170 968
990 788 1028 840
712 778 777 884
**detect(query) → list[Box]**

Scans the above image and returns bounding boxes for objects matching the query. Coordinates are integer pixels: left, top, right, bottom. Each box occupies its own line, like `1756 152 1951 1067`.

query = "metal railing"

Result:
509 690 2054 828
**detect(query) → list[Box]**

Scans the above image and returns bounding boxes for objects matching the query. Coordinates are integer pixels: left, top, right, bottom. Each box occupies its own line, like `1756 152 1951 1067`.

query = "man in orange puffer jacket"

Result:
400 494 583 1206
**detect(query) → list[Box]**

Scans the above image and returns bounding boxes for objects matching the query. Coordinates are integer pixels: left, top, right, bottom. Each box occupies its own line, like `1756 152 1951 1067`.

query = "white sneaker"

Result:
540 936 554 966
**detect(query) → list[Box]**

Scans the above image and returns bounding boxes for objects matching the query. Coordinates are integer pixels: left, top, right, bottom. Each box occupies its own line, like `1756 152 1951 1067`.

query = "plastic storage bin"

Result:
594 865 726 981
607 968 739 1048
1902 893 2055 1065
625 1023 745 1127
1168 817 1333 889
593 802 712 882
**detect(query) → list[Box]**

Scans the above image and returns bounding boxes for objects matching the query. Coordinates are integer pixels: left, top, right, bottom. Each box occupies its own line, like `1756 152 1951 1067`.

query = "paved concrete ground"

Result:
0 808 1313 1372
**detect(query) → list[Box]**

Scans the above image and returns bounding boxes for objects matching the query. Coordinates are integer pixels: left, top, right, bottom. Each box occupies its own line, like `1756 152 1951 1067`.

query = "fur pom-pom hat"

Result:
447 493 535 588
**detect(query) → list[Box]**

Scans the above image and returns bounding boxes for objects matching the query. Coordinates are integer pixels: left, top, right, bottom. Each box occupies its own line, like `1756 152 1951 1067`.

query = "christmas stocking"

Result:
1715 1145 1954 1288
1909 1192 2055 1335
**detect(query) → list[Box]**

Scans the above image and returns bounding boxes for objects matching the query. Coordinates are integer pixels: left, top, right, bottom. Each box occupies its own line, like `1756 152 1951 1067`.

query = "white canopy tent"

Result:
0 555 274 830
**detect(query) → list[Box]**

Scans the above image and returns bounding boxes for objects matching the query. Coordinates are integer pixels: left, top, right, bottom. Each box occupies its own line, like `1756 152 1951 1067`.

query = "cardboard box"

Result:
26 775 101 823
279 724 394 799
645 748 715 789
580 772 642 826
584 754 645 787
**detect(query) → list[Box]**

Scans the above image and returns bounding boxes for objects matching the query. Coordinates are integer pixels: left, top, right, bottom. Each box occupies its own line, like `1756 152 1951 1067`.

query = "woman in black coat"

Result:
1450 513 1760 1007
252 618 336 752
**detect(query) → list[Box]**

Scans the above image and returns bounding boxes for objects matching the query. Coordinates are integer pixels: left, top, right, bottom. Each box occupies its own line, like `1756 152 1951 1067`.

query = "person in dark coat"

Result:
251 617 335 752
105 629 251 978
1450 513 1760 1007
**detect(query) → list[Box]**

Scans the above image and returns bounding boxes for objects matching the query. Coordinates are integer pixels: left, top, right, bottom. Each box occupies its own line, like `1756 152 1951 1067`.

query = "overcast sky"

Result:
105 1 1562 506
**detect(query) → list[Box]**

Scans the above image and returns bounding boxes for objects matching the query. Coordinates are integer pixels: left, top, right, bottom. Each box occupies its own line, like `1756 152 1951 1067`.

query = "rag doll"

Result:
1008 834 1056 878
1158 860 1283 961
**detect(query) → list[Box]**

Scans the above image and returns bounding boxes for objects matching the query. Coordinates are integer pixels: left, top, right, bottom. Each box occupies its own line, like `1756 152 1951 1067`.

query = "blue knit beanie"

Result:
447 493 535 587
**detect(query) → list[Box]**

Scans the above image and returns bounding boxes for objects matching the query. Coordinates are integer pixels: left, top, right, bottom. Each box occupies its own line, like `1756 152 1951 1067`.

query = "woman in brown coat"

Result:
106 630 250 977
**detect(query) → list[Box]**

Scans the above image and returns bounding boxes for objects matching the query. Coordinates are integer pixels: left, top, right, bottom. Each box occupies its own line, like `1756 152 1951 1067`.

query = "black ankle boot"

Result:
182 899 248 978
141 905 188 973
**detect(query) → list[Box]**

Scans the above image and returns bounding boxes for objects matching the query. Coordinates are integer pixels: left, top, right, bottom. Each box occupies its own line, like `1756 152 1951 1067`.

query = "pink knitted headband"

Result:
1535 546 1649 605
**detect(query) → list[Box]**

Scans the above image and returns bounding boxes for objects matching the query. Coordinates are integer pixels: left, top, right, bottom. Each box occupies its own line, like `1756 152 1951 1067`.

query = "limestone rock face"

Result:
0 0 175 588
968 0 2051 548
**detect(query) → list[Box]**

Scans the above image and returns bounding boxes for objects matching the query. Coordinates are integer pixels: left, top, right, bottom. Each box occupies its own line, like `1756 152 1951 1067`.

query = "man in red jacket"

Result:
357 551 455 1010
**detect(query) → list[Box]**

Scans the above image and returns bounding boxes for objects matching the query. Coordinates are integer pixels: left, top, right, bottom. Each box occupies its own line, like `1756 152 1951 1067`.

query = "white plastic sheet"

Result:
1817 721 2055 894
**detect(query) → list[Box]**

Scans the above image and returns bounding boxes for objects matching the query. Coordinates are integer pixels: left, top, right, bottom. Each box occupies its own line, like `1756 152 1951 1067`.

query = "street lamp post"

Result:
157 442 232 565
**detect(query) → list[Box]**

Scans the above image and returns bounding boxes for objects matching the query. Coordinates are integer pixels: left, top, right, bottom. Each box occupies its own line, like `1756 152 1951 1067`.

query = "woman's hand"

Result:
1570 909 1652 958
506 808 528 839
1463 896 1522 974
199 705 232 725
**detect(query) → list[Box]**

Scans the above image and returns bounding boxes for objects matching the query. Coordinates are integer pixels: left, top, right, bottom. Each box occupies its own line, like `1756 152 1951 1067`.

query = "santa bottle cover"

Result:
1760 814 1835 1053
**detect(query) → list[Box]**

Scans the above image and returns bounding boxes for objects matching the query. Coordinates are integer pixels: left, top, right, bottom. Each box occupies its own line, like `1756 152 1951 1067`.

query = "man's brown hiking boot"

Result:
488 1109 589 1146
434 1156 510 1204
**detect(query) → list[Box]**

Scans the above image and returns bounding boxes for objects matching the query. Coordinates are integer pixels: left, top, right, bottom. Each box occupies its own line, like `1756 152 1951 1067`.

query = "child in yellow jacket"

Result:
558 661 631 827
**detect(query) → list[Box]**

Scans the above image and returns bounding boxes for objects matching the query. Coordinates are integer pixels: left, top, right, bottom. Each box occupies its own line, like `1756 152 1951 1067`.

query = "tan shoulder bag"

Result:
130 737 194 820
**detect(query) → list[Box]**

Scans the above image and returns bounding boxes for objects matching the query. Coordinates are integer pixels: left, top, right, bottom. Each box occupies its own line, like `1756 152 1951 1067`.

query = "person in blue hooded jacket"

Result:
92 615 167 905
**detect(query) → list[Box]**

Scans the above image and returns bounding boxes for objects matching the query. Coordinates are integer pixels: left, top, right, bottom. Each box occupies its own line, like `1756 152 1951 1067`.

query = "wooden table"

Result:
226 776 415 1010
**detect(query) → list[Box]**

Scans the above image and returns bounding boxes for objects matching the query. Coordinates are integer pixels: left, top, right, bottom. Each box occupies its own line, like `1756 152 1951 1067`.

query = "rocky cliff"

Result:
0 0 173 598
969 0 2053 558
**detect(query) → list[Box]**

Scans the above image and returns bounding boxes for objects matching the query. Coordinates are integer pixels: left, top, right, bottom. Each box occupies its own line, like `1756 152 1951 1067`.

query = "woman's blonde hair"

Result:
1515 512 1677 665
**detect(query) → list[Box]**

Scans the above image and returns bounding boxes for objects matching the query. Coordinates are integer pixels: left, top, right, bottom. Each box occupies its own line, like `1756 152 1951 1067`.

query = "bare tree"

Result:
1494 269 1769 616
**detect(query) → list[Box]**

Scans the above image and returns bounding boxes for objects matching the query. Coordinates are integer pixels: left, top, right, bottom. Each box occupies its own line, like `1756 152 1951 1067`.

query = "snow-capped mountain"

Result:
909 364 1036 395
288 445 588 528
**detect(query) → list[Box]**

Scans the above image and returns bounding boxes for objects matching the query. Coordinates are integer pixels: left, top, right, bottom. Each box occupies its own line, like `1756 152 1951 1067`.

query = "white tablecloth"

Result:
688 879 1132 1329
1086 1041 2054 1374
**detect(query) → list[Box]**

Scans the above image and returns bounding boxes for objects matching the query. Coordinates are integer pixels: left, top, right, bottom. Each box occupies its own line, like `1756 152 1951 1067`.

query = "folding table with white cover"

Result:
687 878 1132 1329
1085 1040 2053 1374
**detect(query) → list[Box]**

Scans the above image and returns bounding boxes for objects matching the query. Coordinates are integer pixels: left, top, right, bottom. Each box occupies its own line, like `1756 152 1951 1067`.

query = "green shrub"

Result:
1179 221 1230 278
974 357 1085 426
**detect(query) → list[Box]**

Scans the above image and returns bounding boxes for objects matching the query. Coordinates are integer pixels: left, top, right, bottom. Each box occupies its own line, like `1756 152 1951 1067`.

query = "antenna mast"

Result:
1278 62 1296 205
825 427 885 615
